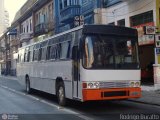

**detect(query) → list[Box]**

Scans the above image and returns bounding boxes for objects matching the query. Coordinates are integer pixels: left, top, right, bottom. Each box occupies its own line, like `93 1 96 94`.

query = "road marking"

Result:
0 85 93 120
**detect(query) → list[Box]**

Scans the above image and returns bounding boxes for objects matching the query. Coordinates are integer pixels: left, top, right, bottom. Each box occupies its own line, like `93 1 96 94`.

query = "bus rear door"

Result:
72 46 80 99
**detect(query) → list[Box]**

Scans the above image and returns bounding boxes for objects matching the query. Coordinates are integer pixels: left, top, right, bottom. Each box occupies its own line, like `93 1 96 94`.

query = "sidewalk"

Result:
0 75 160 106
129 88 160 106
0 75 18 80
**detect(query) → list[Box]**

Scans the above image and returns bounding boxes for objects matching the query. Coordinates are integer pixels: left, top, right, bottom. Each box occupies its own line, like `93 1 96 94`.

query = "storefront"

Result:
129 9 156 85
136 25 156 85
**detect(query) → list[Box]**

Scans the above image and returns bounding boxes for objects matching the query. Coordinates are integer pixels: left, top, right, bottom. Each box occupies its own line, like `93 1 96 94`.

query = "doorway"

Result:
139 45 155 85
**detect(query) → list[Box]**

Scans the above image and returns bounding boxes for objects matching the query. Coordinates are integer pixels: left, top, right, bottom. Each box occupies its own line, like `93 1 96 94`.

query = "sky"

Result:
4 0 27 24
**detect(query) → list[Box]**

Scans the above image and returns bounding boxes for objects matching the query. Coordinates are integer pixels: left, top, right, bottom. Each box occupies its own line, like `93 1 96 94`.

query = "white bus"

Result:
17 25 141 106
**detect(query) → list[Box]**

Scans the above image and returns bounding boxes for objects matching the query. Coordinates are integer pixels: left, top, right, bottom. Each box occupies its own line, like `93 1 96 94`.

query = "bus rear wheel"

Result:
26 77 31 94
57 83 66 106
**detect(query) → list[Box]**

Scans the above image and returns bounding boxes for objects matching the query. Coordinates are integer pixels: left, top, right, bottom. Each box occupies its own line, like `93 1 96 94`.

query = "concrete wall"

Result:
94 0 156 27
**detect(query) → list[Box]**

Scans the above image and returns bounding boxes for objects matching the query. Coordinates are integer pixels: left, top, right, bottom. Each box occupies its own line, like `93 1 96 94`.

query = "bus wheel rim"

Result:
59 87 64 102
26 81 29 92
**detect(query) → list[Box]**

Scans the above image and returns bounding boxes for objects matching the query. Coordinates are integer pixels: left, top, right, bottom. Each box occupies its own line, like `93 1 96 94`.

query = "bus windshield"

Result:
82 35 139 69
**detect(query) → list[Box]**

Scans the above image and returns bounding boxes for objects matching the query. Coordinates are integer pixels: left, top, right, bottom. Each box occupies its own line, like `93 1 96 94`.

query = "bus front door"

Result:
72 46 80 99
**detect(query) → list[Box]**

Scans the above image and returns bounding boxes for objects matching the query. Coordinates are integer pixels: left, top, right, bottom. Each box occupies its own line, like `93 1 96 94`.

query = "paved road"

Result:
0 77 160 120
0 77 87 120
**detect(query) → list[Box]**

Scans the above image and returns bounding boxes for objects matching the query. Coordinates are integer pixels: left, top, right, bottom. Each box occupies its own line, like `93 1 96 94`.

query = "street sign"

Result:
74 15 84 27
156 35 160 48
156 48 160 54
144 26 156 35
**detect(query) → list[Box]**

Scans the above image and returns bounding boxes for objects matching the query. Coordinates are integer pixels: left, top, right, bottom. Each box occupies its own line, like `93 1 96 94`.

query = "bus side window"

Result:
38 48 42 61
33 50 35 61
33 50 38 61
46 46 51 60
40 47 47 61
24 53 26 62
60 41 71 59
27 51 30 62
17 54 19 63
50 45 56 60
29 50 33 62
56 44 61 59
67 41 71 59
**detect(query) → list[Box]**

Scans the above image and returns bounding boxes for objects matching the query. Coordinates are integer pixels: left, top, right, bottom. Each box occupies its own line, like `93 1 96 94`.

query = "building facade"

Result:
54 0 81 33
0 0 9 35
0 0 55 76
93 0 160 88
54 0 121 33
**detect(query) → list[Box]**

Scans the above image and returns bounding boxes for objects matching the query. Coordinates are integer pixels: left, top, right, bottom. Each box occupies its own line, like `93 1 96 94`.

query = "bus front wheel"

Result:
57 82 66 106
26 77 31 94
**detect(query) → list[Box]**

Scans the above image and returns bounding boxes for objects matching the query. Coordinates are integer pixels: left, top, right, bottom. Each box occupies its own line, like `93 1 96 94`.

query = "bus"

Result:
17 25 141 106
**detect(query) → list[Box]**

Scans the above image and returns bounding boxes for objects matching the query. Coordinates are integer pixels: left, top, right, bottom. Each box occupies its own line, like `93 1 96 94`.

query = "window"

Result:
108 22 115 25
64 0 67 7
130 11 153 27
49 45 57 60
33 44 40 61
24 47 30 62
33 50 39 61
60 41 71 59
30 19 32 31
29 46 34 62
83 35 139 69
40 47 47 60
60 0 63 10
103 0 121 7
19 49 25 63
117 19 125 26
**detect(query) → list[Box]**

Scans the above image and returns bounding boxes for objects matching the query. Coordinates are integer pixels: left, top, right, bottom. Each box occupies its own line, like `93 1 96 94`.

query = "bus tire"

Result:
57 82 66 106
26 77 31 94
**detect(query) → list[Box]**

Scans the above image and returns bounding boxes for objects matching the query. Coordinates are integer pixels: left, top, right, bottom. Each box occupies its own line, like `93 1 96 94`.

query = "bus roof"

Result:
83 24 138 37
18 25 83 50
18 24 137 50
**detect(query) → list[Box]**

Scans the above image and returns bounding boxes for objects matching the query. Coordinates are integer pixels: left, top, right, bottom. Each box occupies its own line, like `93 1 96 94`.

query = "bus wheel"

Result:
57 82 66 106
26 77 31 94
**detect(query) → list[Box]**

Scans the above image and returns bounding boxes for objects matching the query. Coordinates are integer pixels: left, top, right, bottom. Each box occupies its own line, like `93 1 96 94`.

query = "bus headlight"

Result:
130 82 135 87
87 82 100 89
135 81 141 87
130 81 140 88
94 82 100 88
88 83 94 88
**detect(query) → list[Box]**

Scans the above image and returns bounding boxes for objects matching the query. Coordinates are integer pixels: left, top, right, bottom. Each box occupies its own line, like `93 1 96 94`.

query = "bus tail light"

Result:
82 83 87 89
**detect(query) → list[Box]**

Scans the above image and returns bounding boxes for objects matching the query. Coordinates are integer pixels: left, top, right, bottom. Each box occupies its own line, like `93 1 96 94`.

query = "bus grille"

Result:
99 81 130 88
103 91 127 97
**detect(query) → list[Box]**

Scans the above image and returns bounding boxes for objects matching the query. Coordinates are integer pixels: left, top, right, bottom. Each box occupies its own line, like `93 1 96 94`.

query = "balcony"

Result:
81 1 95 14
20 33 32 42
35 21 54 36
60 5 81 23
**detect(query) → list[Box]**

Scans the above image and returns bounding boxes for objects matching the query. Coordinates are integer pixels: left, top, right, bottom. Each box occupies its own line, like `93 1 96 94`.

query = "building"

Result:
34 0 54 41
81 0 121 24
54 0 81 33
0 33 7 75
88 0 160 88
0 0 9 35
53 0 160 88
0 0 55 76
54 0 122 33
4 10 9 29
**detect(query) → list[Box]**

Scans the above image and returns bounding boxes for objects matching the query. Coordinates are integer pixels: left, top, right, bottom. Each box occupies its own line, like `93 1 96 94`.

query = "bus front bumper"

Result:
82 87 141 101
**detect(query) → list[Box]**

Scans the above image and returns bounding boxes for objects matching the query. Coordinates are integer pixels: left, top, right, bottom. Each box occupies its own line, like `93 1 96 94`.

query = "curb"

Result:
128 99 160 107
0 76 17 81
